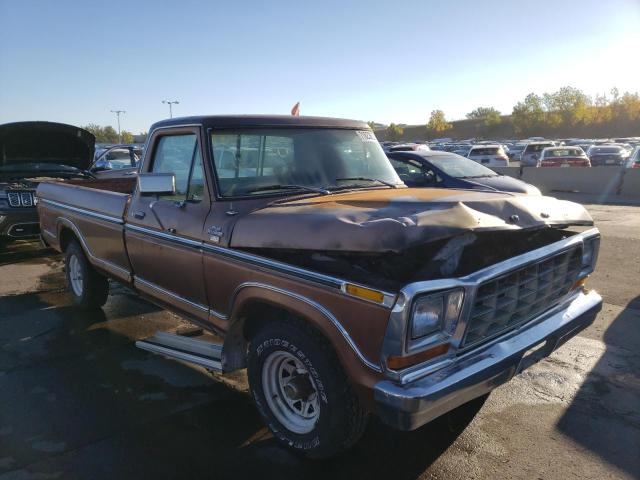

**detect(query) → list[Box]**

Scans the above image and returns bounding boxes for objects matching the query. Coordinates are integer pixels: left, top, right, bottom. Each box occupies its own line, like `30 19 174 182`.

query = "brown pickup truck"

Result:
37 115 602 458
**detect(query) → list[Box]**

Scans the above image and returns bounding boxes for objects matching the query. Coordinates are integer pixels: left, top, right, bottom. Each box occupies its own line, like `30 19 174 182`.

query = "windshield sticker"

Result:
356 130 377 142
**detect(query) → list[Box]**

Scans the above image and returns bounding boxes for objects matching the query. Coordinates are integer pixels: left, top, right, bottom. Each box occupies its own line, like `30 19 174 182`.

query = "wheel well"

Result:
241 301 299 340
221 299 333 372
58 227 78 252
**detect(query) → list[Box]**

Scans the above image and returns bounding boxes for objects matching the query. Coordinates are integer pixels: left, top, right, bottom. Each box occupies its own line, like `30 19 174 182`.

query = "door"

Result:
125 128 212 319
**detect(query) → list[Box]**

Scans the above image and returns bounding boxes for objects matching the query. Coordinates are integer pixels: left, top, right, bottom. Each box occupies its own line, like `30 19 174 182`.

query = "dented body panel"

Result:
230 188 593 252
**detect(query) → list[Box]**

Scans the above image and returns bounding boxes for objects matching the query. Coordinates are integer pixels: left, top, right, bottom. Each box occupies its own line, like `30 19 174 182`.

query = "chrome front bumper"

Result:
374 289 602 431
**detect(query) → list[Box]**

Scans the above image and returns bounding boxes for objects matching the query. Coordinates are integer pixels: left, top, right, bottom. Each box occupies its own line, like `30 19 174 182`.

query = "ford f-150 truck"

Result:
37 115 602 458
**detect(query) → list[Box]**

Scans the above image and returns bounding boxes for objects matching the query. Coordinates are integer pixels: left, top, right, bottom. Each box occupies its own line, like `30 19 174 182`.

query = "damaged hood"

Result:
230 188 593 252
0 121 95 173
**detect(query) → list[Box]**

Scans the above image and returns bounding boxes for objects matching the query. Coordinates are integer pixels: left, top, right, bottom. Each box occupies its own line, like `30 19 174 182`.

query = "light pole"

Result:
162 100 179 118
110 110 126 143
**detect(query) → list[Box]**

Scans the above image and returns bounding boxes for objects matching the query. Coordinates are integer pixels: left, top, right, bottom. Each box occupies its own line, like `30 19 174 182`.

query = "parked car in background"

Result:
538 147 590 167
506 143 526 161
520 141 555 166
586 145 630 166
626 147 640 168
386 143 431 152
0 121 95 245
388 150 541 194
91 144 143 178
466 144 509 166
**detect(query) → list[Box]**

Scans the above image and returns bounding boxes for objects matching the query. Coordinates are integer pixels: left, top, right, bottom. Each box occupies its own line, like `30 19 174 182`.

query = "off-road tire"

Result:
65 241 109 309
247 319 368 458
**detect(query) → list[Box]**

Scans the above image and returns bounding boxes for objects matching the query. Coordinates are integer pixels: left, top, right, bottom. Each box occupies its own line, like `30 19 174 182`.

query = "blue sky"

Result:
1 0 638 133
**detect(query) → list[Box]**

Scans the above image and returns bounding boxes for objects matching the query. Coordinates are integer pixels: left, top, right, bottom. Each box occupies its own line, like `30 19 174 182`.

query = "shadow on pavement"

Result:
0 240 52 267
0 281 482 480
556 296 640 478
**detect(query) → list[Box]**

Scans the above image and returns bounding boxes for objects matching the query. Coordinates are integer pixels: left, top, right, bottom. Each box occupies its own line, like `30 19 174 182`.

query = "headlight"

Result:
410 289 464 341
580 236 600 277
411 295 443 339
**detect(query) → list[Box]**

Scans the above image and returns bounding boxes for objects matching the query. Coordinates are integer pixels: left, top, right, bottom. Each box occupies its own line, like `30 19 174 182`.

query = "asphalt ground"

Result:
0 201 638 480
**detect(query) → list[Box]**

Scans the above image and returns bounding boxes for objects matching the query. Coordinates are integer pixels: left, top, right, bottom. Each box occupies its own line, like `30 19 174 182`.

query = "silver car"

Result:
467 144 509 167
520 141 555 166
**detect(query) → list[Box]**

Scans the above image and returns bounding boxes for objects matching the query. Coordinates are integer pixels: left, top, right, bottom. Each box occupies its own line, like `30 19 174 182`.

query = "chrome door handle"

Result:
133 211 145 219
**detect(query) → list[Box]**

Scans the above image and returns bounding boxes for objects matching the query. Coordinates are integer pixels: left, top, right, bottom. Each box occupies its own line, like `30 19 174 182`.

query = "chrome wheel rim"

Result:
68 254 84 297
261 350 320 434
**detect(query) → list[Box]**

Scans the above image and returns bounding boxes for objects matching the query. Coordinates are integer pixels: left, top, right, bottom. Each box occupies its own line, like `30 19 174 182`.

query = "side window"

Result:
389 158 435 185
390 158 424 179
151 134 203 201
187 148 205 202
389 158 422 175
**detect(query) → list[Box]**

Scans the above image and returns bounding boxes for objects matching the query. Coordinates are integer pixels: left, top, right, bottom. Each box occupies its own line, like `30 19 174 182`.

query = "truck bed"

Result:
37 178 135 282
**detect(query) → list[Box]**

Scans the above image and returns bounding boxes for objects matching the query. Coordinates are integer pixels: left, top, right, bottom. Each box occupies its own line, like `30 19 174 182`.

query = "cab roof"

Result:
149 115 369 132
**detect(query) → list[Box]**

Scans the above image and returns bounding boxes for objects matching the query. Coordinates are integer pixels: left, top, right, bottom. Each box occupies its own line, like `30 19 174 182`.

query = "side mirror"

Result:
137 173 176 195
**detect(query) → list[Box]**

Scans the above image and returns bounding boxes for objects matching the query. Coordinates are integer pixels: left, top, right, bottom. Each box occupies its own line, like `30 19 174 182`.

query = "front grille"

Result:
7 191 34 207
462 247 582 348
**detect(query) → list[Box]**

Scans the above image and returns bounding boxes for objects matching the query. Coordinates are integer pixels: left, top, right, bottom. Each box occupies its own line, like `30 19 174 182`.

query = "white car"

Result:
387 143 431 152
467 144 509 166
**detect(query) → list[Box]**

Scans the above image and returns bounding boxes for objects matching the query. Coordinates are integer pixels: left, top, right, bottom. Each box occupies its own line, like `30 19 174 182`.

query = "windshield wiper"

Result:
245 184 331 195
334 177 397 188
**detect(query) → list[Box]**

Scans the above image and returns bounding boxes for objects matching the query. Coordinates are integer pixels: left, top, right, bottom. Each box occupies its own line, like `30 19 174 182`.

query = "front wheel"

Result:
65 241 109 309
247 320 368 458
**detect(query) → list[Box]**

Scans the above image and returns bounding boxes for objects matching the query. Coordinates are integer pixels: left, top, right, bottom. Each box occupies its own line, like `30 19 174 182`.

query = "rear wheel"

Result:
65 241 109 309
247 320 368 458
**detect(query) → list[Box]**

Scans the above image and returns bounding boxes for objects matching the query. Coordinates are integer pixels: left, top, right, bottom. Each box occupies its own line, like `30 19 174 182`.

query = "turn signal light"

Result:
386 343 450 370
345 283 385 303
573 277 588 291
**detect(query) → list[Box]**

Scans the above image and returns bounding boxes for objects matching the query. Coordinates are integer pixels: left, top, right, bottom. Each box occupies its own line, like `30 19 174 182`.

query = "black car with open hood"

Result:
0 121 95 242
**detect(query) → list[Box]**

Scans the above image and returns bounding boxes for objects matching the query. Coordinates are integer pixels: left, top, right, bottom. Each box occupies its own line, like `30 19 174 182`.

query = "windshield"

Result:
210 128 401 197
590 147 623 154
469 147 504 156
428 155 498 178
525 143 554 153
543 148 584 158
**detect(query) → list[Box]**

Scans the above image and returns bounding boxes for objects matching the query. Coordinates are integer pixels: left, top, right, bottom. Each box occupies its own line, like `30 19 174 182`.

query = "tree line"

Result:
378 86 640 140
82 124 137 144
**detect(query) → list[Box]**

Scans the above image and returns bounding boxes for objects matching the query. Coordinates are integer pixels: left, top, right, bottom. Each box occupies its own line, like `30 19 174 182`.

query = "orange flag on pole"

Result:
291 102 300 116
